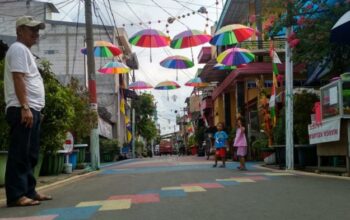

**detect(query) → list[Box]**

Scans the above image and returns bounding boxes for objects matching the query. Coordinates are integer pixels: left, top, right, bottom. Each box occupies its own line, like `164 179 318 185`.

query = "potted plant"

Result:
293 90 319 168
251 134 269 161
100 138 119 162
39 61 75 175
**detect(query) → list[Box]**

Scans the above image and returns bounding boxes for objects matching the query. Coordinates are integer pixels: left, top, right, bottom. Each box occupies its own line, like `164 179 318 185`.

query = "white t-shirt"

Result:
4 42 45 111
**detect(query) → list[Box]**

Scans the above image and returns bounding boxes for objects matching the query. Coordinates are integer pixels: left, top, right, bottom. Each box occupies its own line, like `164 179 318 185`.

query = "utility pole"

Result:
85 0 100 170
285 2 294 170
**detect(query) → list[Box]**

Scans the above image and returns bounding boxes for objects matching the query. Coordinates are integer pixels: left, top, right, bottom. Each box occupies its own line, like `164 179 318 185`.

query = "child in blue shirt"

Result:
213 122 228 168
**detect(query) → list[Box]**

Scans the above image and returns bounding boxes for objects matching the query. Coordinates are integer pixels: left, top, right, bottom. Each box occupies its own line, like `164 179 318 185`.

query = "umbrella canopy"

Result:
170 29 211 49
217 47 255 66
210 24 256 46
81 41 122 57
331 10 350 44
128 81 153 90
185 77 209 87
98 61 130 74
160 55 194 69
170 29 211 61
129 28 170 48
213 63 237 70
154 80 181 90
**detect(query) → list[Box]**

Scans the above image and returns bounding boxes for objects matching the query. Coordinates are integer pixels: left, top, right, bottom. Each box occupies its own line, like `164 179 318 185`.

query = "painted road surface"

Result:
1 156 350 220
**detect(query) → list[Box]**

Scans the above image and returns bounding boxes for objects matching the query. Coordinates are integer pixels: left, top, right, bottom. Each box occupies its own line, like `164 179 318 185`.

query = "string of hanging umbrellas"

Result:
80 24 257 99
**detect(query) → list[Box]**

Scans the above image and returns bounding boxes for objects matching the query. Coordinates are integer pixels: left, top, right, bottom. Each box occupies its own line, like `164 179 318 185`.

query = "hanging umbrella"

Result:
170 29 212 61
160 55 194 80
129 28 170 62
213 63 237 70
217 47 255 66
128 81 153 90
331 10 350 44
185 77 209 88
81 41 122 57
210 24 256 46
97 61 130 74
154 80 180 90
154 80 180 100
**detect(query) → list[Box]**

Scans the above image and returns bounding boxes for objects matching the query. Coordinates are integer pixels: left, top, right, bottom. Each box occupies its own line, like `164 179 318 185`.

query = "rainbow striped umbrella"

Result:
98 61 130 74
217 47 255 66
210 24 256 46
81 41 122 57
160 55 194 80
170 29 211 61
213 63 237 70
129 28 170 62
155 80 180 101
128 81 153 90
154 81 180 90
185 77 209 88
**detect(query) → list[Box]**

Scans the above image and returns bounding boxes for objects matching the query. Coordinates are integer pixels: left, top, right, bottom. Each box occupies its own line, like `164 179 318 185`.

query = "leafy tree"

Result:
39 60 75 153
66 78 97 143
131 93 157 143
0 59 9 151
264 0 350 75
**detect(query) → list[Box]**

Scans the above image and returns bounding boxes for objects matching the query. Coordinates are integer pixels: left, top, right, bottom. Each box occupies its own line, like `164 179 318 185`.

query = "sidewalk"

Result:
0 168 93 202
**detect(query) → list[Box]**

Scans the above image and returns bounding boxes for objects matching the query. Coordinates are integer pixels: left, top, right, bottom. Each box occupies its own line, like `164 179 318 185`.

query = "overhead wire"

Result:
70 0 82 79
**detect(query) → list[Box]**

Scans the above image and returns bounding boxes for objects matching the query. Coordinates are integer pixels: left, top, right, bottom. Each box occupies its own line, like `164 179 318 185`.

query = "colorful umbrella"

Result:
217 47 255 66
160 55 194 80
170 29 212 61
129 28 170 62
154 80 180 101
185 77 209 88
97 61 130 74
210 24 256 46
331 10 350 44
81 41 122 57
154 80 180 90
213 63 237 70
128 81 153 90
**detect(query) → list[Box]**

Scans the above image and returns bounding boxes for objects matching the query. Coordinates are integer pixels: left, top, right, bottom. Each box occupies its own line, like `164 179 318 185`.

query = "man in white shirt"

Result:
4 16 52 207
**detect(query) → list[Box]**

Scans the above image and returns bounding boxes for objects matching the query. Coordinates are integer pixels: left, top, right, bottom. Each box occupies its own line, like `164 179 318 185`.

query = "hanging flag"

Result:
269 41 282 127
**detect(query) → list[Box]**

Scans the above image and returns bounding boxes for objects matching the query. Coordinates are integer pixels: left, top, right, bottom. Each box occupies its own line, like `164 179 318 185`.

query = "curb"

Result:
0 170 100 205
0 159 137 204
256 164 350 181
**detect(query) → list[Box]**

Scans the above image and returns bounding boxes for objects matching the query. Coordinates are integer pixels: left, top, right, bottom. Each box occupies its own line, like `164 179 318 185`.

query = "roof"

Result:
212 62 306 100
216 0 249 31
198 58 230 83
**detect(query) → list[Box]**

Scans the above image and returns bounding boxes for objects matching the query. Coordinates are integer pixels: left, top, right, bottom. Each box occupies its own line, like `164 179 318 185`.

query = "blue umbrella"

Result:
331 10 350 44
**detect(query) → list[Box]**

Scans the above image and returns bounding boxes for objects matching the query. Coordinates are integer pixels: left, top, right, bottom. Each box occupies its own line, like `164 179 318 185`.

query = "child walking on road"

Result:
213 122 228 168
234 118 248 170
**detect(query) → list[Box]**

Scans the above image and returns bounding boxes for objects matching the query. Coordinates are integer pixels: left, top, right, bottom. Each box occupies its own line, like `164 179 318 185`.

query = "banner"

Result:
308 119 340 144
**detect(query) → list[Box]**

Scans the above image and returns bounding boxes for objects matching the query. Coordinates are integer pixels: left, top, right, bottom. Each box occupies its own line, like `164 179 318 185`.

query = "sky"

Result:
42 0 224 135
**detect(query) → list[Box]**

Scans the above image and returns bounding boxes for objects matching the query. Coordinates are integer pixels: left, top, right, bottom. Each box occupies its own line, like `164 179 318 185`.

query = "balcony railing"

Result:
237 38 285 51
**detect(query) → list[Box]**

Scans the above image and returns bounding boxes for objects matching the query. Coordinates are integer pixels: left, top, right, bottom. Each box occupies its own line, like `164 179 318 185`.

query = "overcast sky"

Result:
43 0 224 134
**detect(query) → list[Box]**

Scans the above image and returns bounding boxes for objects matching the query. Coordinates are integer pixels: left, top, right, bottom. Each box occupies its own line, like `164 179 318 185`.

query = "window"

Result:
247 80 257 89
44 50 59 55
264 80 273 88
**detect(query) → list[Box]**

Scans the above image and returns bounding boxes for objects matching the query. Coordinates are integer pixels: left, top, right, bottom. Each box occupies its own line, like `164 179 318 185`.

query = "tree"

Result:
131 93 157 143
264 0 350 75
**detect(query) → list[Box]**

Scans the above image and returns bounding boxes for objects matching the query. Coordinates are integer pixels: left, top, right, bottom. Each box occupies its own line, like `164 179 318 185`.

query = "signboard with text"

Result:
308 119 340 144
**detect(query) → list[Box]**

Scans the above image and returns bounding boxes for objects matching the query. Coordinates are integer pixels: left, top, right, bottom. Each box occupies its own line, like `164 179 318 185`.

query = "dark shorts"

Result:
215 148 226 157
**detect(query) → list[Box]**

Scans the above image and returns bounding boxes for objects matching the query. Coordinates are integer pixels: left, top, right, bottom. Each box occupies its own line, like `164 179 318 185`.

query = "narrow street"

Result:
1 156 350 220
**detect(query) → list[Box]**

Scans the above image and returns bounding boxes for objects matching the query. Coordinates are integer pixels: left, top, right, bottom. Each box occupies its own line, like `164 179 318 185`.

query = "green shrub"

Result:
0 59 9 151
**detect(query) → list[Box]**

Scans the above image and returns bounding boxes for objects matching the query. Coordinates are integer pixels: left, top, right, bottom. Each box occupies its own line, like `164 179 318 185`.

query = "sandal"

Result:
34 193 53 201
8 196 40 207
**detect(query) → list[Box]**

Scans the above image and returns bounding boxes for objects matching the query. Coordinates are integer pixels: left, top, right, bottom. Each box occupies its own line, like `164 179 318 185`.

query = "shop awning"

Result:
212 62 305 100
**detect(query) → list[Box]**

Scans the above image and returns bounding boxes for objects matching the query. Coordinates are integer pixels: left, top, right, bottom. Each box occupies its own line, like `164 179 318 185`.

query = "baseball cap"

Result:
16 16 45 29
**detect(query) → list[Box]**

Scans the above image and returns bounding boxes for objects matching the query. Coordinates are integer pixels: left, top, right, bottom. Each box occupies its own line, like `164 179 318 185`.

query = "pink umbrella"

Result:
128 81 153 90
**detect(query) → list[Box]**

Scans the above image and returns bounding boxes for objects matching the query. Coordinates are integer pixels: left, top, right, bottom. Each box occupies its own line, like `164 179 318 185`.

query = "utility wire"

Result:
150 0 189 29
